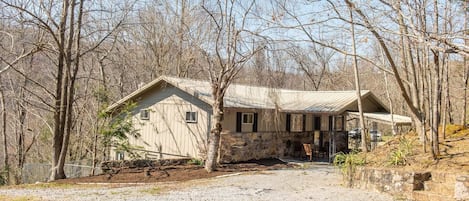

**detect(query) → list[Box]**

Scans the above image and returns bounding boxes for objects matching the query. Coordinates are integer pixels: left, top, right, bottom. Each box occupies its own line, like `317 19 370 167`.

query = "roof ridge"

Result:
164 76 370 93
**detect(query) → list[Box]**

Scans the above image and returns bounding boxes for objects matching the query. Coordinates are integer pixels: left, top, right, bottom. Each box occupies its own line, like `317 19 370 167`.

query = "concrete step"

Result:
424 181 454 195
412 191 455 201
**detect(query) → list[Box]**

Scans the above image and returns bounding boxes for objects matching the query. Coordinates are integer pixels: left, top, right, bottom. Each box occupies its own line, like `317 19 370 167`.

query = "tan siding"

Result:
223 108 286 133
342 96 385 113
222 110 236 132
361 97 380 112
305 114 313 131
321 114 329 131
124 87 210 160
223 110 330 133
259 110 282 132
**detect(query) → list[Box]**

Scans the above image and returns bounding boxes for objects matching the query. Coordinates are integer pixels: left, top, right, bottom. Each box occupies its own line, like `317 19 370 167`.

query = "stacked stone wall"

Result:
352 167 430 197
219 131 314 163
352 167 469 201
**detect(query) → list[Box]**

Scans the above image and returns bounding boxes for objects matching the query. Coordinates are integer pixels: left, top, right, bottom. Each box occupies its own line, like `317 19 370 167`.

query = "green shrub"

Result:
0 170 6 185
333 151 365 187
388 150 406 166
188 158 204 166
388 137 414 166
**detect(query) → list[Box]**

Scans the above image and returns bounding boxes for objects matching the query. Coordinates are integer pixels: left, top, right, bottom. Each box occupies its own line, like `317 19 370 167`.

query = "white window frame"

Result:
140 109 150 120
242 113 254 124
185 111 198 123
116 151 125 160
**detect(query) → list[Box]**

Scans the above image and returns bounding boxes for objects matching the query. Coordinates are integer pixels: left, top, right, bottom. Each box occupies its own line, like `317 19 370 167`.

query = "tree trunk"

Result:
462 0 468 128
442 54 448 139
384 71 396 135
177 0 186 77
50 0 70 181
347 3 368 152
396 0 423 137
56 0 83 179
431 50 441 159
0 81 9 184
430 0 441 159
204 94 224 172
345 0 423 138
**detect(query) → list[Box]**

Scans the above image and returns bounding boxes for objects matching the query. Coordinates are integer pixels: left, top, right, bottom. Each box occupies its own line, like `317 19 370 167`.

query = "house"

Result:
105 76 412 162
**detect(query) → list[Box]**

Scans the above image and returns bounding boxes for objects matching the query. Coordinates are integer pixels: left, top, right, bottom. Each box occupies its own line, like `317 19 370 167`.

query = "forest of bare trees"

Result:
0 0 467 184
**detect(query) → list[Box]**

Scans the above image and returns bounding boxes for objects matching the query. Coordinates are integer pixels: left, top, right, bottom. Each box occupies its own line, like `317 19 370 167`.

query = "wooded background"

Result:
0 0 467 183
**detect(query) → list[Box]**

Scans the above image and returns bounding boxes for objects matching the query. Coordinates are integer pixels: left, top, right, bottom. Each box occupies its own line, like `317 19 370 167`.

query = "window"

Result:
185 111 198 123
140 109 150 120
314 116 321 130
242 113 254 124
291 114 303 132
116 152 125 160
335 116 344 131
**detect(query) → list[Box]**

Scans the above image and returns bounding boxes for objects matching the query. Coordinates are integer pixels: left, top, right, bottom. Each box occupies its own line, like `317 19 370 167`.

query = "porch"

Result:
218 130 348 163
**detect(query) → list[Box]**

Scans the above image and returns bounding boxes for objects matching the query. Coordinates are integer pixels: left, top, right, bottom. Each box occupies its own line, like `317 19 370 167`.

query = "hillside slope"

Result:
361 125 469 174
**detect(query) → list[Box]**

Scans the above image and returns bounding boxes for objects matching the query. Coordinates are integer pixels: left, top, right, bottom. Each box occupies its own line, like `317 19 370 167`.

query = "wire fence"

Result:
22 160 102 184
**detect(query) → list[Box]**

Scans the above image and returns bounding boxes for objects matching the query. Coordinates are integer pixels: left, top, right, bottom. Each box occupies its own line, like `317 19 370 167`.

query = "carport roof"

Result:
346 112 412 126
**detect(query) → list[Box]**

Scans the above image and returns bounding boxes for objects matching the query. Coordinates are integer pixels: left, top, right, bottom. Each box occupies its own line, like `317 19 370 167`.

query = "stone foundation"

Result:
218 131 316 163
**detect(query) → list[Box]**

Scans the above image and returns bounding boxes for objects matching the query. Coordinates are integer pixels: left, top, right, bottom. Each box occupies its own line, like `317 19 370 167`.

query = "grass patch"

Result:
0 195 39 201
445 124 463 136
187 158 204 166
141 186 164 195
333 151 365 187
446 124 469 138
381 135 393 142
5 182 90 190
388 137 415 166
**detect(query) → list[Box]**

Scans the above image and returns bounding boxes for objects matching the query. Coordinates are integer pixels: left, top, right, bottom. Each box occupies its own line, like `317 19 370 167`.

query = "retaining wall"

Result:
352 167 469 201
455 175 469 201
352 167 430 197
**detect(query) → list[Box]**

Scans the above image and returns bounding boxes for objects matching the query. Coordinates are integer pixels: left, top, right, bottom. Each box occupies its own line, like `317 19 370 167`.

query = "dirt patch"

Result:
55 158 294 184
361 125 469 174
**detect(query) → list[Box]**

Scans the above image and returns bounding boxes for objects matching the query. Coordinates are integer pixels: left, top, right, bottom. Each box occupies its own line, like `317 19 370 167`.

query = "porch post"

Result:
330 116 336 163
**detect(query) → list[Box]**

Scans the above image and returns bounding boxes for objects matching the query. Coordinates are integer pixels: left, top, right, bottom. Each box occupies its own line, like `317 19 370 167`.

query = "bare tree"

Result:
0 0 131 180
288 44 334 90
462 0 468 128
346 1 368 152
201 0 264 172
269 0 467 157
0 77 8 184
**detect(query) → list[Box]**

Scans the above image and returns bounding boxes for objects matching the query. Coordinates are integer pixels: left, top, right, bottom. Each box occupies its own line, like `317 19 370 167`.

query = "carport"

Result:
346 112 413 133
345 112 413 150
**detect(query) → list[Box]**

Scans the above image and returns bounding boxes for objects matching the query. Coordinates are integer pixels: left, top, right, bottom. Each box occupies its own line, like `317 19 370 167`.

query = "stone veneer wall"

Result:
455 175 469 201
352 167 469 201
218 131 314 163
352 167 431 196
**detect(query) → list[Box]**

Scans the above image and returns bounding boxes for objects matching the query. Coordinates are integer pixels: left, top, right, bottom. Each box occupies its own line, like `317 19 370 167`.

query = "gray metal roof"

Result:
106 76 375 113
347 112 412 126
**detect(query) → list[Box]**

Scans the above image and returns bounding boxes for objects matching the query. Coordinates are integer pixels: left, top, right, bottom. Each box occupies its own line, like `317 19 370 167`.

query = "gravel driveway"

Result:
0 163 393 201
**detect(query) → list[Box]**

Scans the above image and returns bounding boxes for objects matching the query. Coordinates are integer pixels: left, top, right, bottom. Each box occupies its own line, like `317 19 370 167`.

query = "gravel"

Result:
0 163 394 201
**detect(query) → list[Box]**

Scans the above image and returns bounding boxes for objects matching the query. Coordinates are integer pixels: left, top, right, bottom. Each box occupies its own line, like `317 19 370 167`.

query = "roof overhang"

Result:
346 112 412 126
104 76 213 114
